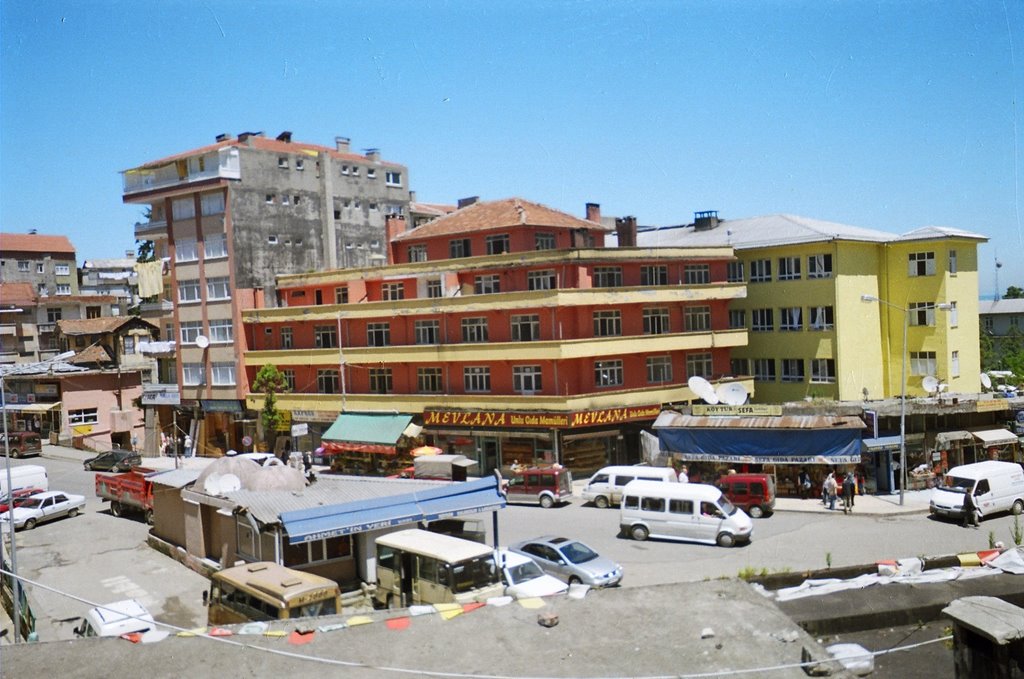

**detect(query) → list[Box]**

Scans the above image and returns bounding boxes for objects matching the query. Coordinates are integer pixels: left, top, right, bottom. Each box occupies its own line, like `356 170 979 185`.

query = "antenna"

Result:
688 376 719 404
716 382 749 406
921 375 940 394
980 373 992 390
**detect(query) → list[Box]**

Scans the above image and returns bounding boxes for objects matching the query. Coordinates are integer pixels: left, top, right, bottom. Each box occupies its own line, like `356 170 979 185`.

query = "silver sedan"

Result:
509 535 623 587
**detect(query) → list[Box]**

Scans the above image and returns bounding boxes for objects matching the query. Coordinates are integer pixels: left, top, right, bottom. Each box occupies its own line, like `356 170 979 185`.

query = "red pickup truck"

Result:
95 468 155 524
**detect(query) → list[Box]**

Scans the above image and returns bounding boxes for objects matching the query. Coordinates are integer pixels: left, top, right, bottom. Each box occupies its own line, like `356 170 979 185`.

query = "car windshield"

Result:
559 541 598 564
941 476 972 493
720 497 738 516
506 560 544 584
19 498 44 509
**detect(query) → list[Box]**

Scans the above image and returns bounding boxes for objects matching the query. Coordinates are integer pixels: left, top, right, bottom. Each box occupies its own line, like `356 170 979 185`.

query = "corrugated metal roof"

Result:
147 468 202 488
654 412 865 430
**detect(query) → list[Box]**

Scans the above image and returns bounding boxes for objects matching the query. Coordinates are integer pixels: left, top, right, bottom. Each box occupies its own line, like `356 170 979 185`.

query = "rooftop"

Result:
979 299 1024 315
392 197 609 241
0 233 76 255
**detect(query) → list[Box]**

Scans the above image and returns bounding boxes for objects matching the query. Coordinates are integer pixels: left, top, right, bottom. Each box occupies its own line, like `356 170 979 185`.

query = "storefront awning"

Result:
1 402 61 413
321 412 414 456
936 430 973 445
861 436 902 452
280 475 505 544
972 429 1019 447
200 399 245 413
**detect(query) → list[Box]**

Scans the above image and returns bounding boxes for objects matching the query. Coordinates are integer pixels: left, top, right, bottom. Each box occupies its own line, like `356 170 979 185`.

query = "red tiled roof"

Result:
393 198 610 241
70 344 114 366
57 316 155 335
126 135 403 171
410 202 457 217
0 283 37 306
0 233 76 255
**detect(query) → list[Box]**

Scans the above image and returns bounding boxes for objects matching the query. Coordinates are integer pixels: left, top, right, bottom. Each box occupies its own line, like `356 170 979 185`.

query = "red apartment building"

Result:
241 198 751 475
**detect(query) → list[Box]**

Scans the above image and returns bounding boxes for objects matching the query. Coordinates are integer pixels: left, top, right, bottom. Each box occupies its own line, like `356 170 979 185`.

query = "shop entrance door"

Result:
481 438 499 475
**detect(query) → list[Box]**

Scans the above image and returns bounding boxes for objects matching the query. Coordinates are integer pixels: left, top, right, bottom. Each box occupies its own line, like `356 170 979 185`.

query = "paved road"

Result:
3 449 1016 642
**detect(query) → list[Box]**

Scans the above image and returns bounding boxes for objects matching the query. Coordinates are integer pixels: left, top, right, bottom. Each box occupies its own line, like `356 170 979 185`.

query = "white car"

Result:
0 490 86 530
497 549 569 599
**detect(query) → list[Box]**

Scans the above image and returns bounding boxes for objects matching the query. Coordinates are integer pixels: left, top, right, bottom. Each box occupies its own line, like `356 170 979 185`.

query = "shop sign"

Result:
425 405 662 430
976 400 1009 413
291 423 309 437
291 410 338 423
276 410 292 431
569 405 661 427
142 384 181 406
34 384 58 397
692 404 783 417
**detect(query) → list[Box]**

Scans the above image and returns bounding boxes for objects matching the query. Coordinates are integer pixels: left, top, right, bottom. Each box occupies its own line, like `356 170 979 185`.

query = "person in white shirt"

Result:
678 465 689 483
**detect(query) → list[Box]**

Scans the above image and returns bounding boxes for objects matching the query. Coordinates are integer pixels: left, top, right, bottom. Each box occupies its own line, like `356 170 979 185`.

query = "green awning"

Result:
321 412 414 455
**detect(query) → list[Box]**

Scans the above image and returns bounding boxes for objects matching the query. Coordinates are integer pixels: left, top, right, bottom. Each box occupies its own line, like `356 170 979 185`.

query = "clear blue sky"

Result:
2 2 1022 295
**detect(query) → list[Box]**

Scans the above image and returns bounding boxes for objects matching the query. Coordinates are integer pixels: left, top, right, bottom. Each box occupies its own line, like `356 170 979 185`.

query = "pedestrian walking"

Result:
842 472 855 514
824 473 838 511
184 434 193 458
962 489 980 528
798 468 812 499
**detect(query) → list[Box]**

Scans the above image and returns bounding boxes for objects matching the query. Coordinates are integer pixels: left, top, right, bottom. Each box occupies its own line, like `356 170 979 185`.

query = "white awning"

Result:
972 429 1019 447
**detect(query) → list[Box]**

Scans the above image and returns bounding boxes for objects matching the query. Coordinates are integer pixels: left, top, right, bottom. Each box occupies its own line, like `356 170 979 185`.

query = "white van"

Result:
929 460 1024 521
620 480 753 547
0 464 49 497
75 599 154 638
582 465 677 508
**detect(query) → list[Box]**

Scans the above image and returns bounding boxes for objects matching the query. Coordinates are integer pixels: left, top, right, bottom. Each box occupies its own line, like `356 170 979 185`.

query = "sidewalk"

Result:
40 443 212 472
775 489 932 516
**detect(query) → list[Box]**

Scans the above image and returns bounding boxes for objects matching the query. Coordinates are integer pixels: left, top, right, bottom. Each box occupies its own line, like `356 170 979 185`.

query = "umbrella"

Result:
410 446 443 457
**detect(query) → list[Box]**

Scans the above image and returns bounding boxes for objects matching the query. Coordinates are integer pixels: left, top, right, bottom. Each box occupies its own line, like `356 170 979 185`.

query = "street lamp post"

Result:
862 295 951 506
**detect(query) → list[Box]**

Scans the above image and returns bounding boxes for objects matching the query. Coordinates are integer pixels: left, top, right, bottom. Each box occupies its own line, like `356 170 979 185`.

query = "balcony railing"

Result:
122 147 241 195
135 219 168 238
37 323 56 334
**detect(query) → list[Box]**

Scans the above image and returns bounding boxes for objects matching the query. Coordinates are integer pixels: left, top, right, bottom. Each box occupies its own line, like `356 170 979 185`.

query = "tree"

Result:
252 364 289 450
980 327 996 371
1005 286 1024 300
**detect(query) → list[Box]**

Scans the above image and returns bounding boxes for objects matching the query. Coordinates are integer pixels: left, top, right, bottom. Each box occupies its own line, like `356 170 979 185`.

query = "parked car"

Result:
0 487 47 513
1 431 43 458
497 549 568 599
0 491 86 530
509 536 623 587
716 473 776 518
83 449 141 472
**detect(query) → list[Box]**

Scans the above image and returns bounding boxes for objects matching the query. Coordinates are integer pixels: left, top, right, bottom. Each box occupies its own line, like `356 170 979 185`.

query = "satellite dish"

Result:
688 376 719 405
922 375 940 394
716 382 749 406
194 335 210 349
981 373 993 390
203 473 241 495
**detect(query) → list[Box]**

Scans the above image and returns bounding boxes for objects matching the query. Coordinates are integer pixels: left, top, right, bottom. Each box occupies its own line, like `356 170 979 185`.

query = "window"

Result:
527 270 556 290
647 356 673 383
809 306 835 330
751 309 773 332
265 194 275 204
369 368 393 394
68 408 99 426
909 302 936 327
207 320 233 343
474 275 500 294
684 306 711 332
201 192 225 216
340 165 349 175
461 317 489 343
949 250 958 275
641 265 668 286
54 264 70 276
172 197 195 220
415 320 439 345
594 360 623 387
317 370 339 394
727 261 744 282
182 363 204 386
278 156 289 168
204 233 228 259
280 327 293 349
808 254 832 279
486 234 510 255
47 308 62 323
749 259 772 282
417 367 443 393
810 359 836 383
426 279 442 298
17 260 29 272
643 308 670 335
180 321 202 344
178 280 201 303
949 301 958 328
686 352 713 378
513 366 542 393
268 235 279 245
295 158 305 171
36 263 44 274
535 233 555 250
951 350 960 377
282 369 296 391
779 307 802 331
728 309 746 329
280 195 290 206
212 362 236 386
910 351 937 376
382 282 404 301
511 314 539 341
386 171 402 186
367 323 391 347
334 287 348 304
908 252 936 277
449 239 471 258
684 265 710 285
593 310 622 337
314 325 338 348
175 238 199 262
464 367 491 393
781 359 805 382
730 358 750 376
206 277 231 300
753 358 776 382
408 245 427 262
56 284 71 295
669 499 694 515
984 317 994 332
365 167 374 179
778 257 801 280
593 266 622 288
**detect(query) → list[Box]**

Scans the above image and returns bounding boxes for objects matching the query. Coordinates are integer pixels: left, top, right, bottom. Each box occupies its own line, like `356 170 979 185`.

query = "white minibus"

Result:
620 480 752 547
582 465 677 508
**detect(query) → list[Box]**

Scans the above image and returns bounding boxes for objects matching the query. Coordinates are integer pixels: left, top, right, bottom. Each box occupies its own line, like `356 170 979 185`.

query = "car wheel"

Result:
539 495 554 509
111 502 123 517
748 505 764 519
568 576 582 586
24 518 36 530
11 448 21 459
630 525 649 541
594 495 609 509
68 507 79 518
716 532 736 548
145 509 154 525
1014 500 1024 516
84 463 92 471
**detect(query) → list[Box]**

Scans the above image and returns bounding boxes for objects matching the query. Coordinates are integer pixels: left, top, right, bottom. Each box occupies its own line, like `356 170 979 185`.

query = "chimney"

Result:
215 133 230 142
276 131 292 143
385 215 407 265
409 190 417 203
125 249 135 258
365 148 380 161
335 136 351 153
586 203 601 223
615 216 637 247
458 196 479 209
237 131 263 144
694 210 720 231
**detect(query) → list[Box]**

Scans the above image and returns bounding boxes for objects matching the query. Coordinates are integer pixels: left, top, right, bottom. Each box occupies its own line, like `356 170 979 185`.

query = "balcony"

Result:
36 323 56 335
135 219 168 239
122 147 241 197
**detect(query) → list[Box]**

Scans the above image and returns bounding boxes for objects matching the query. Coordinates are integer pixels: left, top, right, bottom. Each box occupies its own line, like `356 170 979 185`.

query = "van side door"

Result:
975 479 994 515
696 501 726 542
667 498 695 538
611 475 634 504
